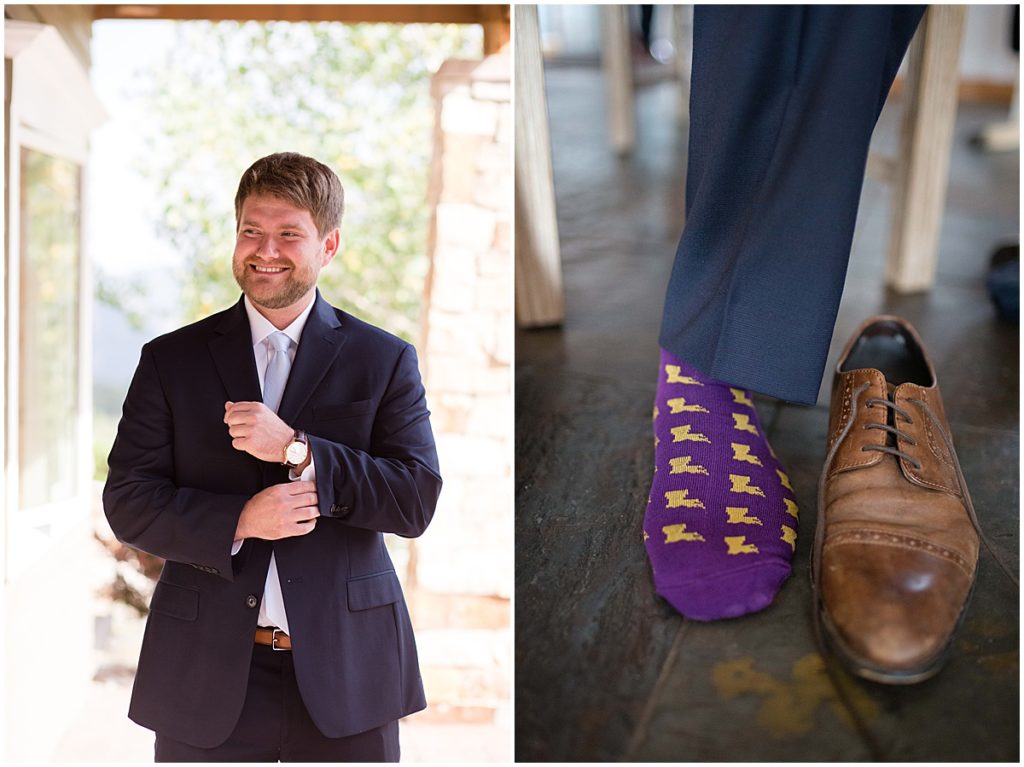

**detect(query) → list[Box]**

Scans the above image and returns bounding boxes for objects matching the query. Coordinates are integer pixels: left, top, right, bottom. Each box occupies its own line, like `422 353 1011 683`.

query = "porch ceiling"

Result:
91 4 507 25
90 4 510 53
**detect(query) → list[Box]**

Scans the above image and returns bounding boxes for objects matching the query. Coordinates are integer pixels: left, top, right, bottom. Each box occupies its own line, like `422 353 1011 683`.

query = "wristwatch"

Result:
282 430 309 468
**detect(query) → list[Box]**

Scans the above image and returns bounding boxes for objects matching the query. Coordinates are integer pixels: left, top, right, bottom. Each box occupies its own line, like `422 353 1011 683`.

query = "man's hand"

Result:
235 481 320 541
224 401 294 463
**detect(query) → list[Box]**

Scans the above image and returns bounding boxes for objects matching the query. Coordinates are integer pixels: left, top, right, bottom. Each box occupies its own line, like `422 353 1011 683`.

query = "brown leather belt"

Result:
255 627 292 651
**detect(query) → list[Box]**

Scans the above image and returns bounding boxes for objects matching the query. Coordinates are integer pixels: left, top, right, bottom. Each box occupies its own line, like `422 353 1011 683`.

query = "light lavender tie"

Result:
262 331 292 414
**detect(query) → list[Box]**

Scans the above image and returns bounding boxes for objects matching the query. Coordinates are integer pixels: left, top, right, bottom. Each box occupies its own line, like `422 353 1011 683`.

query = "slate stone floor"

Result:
515 65 1019 762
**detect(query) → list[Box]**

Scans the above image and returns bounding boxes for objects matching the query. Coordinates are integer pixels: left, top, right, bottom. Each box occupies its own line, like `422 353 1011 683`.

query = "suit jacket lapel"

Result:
277 291 347 425
208 297 263 405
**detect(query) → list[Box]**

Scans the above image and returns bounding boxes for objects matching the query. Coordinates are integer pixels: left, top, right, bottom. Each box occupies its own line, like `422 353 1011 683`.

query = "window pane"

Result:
19 148 81 509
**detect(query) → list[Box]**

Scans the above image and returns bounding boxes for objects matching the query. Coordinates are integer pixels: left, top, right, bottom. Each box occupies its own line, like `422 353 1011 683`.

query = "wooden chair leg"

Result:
602 4 635 155
886 5 967 293
670 4 692 127
514 5 564 327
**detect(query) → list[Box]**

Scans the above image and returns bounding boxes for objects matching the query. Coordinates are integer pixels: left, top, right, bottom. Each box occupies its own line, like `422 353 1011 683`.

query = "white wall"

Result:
538 4 602 57
961 4 1018 82
5 520 97 761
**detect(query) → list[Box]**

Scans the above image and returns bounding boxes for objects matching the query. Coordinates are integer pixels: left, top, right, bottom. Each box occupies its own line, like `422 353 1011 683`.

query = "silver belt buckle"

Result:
271 627 287 651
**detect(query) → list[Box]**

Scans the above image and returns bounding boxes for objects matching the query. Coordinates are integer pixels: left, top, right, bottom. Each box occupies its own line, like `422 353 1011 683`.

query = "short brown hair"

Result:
234 152 344 237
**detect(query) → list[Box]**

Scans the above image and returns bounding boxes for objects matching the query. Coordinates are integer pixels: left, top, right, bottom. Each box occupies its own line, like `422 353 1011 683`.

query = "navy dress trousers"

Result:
660 5 926 404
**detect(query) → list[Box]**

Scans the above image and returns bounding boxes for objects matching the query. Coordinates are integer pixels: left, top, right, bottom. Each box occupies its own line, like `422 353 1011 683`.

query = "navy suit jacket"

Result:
103 291 442 747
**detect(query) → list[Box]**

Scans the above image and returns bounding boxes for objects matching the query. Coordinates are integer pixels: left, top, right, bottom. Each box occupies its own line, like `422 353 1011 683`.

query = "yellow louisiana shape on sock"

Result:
667 396 709 414
777 468 794 491
784 498 799 519
731 442 762 466
732 413 759 435
781 525 797 551
730 388 753 407
726 507 763 526
669 456 709 475
725 536 759 555
665 365 704 385
671 424 711 443
665 489 705 509
663 523 705 543
729 474 765 497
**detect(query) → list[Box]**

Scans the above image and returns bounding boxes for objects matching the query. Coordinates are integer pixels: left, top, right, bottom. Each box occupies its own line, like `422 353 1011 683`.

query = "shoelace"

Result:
860 397 921 470
811 382 1019 759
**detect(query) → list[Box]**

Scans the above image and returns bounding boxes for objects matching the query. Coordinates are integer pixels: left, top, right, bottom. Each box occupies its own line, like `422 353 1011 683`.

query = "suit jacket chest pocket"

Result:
310 399 375 447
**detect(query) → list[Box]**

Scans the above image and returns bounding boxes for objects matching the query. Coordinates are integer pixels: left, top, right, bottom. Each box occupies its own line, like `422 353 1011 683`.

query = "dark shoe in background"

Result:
813 316 980 684
986 243 1019 323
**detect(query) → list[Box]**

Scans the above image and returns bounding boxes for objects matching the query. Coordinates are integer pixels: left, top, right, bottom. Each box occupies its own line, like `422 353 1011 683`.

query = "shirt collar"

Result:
243 293 317 348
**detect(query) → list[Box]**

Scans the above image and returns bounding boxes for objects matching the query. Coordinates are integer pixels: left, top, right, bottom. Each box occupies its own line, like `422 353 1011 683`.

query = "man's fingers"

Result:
225 401 262 417
291 493 319 509
286 503 320 521
224 411 254 426
295 518 317 535
288 481 317 495
229 401 266 411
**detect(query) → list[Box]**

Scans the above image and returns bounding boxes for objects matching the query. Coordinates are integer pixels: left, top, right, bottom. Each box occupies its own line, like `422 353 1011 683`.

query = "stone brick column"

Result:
411 53 511 725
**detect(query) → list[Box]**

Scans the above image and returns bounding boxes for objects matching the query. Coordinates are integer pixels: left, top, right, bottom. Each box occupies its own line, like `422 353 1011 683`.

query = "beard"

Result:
233 259 319 310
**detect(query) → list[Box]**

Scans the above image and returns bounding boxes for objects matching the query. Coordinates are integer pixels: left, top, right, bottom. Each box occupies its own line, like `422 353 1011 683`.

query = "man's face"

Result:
232 194 339 311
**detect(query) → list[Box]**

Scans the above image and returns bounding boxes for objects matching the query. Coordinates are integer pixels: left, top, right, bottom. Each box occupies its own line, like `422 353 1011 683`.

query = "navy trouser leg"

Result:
154 644 400 762
659 5 925 404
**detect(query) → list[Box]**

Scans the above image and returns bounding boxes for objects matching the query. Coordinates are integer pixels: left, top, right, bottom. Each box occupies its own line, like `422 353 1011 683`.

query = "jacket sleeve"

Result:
103 343 248 581
310 343 442 538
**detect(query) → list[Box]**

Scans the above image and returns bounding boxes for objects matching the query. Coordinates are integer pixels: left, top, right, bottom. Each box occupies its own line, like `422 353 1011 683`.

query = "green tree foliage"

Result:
127 21 480 340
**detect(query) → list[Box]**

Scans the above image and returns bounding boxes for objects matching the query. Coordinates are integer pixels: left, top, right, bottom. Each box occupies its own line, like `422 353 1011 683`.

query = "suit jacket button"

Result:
246 595 258 608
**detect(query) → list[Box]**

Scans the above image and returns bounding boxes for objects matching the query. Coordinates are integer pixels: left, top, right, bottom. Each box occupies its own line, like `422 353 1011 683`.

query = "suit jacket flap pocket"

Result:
150 581 199 622
314 400 373 421
347 570 403 611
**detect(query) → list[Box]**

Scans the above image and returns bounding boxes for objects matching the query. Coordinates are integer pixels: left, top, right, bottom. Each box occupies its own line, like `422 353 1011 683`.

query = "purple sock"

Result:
643 349 797 620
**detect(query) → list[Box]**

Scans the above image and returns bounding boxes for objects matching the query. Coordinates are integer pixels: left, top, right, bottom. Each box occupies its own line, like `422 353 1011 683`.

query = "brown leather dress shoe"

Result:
813 316 980 684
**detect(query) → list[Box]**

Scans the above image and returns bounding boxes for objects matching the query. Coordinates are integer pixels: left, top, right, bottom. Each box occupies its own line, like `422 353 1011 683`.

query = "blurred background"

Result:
3 4 510 761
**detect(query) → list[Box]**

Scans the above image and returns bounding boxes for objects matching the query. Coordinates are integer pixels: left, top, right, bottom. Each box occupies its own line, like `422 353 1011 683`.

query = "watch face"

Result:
286 441 308 465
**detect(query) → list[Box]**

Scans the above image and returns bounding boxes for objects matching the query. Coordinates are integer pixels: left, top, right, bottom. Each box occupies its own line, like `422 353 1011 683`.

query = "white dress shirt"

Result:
231 294 318 635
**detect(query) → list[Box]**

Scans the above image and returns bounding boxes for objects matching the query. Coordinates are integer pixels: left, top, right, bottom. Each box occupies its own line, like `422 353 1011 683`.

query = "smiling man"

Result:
104 152 442 762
